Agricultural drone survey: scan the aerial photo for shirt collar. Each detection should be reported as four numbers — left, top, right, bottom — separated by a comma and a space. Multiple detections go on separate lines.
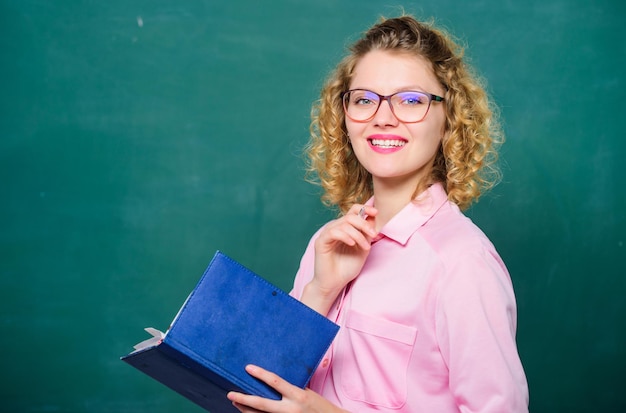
366, 182, 449, 245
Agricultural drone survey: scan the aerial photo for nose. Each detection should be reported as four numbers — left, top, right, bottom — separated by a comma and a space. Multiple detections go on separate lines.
372, 98, 399, 127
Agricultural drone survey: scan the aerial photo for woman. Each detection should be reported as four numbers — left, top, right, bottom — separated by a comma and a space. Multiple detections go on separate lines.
228, 15, 529, 413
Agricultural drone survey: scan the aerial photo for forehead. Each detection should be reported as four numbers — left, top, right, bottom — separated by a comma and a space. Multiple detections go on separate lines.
350, 50, 441, 94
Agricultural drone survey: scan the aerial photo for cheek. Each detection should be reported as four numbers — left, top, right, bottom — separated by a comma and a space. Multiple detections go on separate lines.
345, 119, 363, 138
416, 114, 446, 144
408, 123, 442, 145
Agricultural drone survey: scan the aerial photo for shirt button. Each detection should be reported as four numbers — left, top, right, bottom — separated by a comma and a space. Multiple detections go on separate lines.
321, 358, 329, 368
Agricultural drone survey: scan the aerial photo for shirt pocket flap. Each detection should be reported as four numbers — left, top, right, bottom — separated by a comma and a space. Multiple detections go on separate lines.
345, 310, 417, 345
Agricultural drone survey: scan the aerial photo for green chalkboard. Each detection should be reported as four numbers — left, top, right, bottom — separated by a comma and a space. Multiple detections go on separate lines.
1, 1, 624, 412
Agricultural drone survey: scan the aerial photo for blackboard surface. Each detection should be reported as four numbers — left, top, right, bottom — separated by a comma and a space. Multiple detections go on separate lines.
1, 1, 624, 412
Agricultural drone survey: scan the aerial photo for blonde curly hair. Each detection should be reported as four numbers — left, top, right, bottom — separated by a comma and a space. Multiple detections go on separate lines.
306, 15, 503, 213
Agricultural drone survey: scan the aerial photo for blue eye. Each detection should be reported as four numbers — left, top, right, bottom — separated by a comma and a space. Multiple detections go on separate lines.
351, 91, 379, 106
397, 92, 428, 105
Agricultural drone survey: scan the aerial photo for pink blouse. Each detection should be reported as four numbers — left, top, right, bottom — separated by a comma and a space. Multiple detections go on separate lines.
291, 183, 529, 412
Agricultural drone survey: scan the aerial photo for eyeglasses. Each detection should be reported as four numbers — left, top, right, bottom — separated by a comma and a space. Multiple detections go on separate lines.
341, 89, 445, 123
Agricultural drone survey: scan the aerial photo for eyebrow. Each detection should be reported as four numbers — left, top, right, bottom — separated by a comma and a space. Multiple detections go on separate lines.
350, 86, 439, 95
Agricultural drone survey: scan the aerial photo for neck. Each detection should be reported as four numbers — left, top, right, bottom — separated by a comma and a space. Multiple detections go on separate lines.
371, 177, 421, 231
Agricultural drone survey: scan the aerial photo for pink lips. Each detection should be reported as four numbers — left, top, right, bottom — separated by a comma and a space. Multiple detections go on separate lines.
367, 134, 408, 154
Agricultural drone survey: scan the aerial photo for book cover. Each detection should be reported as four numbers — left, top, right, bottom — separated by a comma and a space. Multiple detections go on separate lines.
122, 251, 339, 413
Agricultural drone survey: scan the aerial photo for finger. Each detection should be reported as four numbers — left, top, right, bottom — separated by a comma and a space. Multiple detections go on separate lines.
348, 204, 378, 218
342, 221, 375, 249
344, 213, 378, 239
245, 365, 295, 396
362, 205, 378, 218
345, 205, 378, 234
348, 204, 364, 214
322, 224, 371, 251
227, 365, 295, 412
226, 397, 256, 413
227, 393, 273, 413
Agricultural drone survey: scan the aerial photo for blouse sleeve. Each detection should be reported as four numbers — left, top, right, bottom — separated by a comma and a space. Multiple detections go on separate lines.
435, 242, 529, 413
288, 227, 322, 300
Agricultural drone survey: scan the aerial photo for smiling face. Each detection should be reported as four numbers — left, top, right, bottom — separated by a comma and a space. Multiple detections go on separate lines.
345, 49, 447, 195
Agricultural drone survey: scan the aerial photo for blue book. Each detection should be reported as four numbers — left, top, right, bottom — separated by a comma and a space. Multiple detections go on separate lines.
122, 251, 339, 413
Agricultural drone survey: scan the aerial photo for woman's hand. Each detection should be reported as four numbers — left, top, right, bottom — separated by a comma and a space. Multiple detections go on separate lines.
302, 204, 378, 316
227, 365, 348, 413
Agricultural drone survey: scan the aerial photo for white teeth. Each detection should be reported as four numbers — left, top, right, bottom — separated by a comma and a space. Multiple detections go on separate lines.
370, 139, 406, 148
